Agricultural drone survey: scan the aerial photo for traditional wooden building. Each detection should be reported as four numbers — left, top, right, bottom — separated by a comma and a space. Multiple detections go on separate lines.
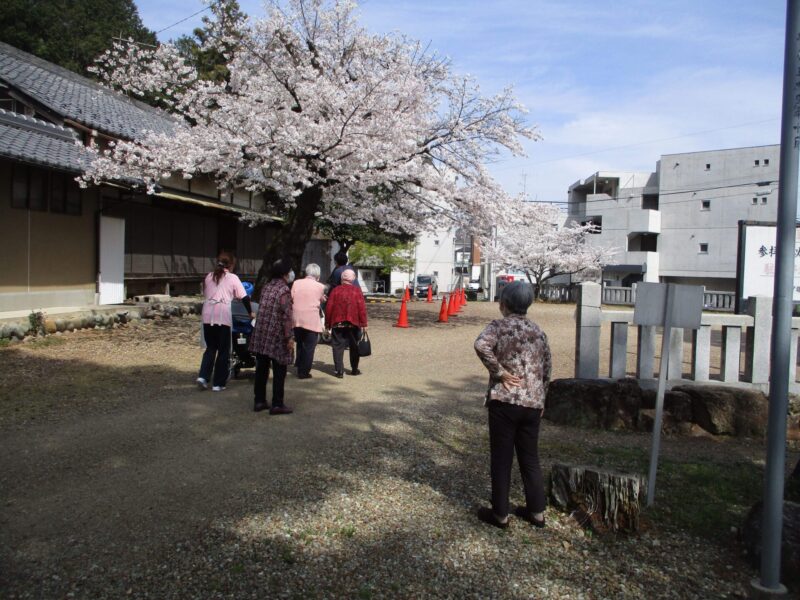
0, 41, 298, 312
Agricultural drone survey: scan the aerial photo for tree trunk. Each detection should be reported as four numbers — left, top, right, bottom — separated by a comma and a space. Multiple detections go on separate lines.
254, 186, 323, 297
550, 463, 647, 533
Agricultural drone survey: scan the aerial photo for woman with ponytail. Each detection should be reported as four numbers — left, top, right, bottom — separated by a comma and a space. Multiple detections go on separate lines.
198, 251, 252, 392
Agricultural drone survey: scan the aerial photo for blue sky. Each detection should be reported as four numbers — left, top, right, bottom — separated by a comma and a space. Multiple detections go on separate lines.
136, 0, 786, 203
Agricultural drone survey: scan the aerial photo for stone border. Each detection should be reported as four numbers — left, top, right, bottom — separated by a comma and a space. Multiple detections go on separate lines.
0, 302, 204, 343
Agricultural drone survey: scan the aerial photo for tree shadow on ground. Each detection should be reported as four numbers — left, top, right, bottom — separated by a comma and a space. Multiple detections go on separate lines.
1, 350, 786, 598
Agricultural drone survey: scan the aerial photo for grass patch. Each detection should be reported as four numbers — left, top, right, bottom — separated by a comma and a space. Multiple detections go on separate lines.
27, 336, 67, 349
651, 459, 762, 539
339, 525, 356, 538
552, 443, 762, 539
0, 338, 11, 348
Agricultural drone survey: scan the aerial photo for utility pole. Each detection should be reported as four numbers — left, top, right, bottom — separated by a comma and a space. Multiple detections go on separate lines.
752, 0, 799, 595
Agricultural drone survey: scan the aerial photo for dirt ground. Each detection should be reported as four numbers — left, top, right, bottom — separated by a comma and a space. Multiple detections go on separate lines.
0, 301, 795, 599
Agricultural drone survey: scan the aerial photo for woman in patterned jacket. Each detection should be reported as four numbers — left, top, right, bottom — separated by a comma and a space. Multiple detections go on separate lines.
250, 259, 295, 415
474, 281, 552, 529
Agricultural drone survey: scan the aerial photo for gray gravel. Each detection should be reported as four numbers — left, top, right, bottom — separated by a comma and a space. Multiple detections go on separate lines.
0, 302, 782, 598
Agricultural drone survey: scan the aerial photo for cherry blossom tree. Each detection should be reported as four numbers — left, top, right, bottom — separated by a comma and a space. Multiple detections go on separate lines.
82, 0, 537, 289
482, 199, 616, 297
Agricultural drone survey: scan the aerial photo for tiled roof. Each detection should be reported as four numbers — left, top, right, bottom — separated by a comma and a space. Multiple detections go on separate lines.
0, 109, 86, 171
0, 41, 177, 140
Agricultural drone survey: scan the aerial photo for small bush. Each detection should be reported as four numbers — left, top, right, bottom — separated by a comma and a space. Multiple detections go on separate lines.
28, 311, 46, 336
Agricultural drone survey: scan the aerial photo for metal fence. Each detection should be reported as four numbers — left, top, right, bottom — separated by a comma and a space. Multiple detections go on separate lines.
600, 284, 735, 312
538, 284, 576, 303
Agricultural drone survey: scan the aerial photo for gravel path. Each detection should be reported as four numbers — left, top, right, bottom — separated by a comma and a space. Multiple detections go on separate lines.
0, 301, 790, 598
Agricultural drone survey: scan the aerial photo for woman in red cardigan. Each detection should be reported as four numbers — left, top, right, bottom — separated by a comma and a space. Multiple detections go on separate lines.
324, 269, 368, 378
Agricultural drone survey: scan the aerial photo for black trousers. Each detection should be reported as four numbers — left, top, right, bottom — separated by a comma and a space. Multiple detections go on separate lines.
487, 400, 546, 518
331, 326, 361, 374
294, 327, 319, 376
254, 354, 287, 407
199, 324, 231, 388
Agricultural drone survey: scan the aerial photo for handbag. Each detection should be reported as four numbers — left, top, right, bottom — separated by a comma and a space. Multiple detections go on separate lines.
357, 330, 372, 357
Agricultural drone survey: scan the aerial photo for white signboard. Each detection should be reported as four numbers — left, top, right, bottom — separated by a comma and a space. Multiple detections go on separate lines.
739, 224, 800, 302
633, 283, 703, 329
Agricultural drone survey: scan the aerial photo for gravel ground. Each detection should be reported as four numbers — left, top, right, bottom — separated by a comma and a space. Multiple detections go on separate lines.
0, 301, 795, 599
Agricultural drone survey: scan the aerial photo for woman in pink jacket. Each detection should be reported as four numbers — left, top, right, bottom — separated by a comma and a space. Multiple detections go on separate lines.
291, 263, 327, 379
198, 251, 252, 392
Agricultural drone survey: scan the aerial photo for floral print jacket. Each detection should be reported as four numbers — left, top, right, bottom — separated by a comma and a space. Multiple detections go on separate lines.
249, 279, 294, 365
474, 314, 552, 409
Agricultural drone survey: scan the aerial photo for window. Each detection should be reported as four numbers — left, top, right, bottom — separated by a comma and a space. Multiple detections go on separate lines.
433, 239, 439, 246
11, 167, 27, 208
50, 173, 66, 213
11, 165, 46, 210
11, 166, 81, 214
754, 160, 760, 166
705, 163, 711, 170
581, 216, 602, 234
701, 200, 711, 210
699, 243, 709, 254
642, 194, 659, 210
764, 159, 770, 166
762, 197, 768, 205
752, 197, 758, 205
432, 271, 438, 276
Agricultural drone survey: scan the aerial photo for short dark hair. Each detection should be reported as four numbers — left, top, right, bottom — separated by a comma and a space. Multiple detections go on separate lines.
270, 258, 293, 280
334, 251, 348, 266
500, 281, 534, 315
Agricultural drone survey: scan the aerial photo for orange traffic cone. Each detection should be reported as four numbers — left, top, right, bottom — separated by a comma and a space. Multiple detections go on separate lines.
426, 285, 433, 303
404, 286, 410, 302
437, 296, 449, 322
447, 292, 458, 316
454, 289, 462, 313
394, 298, 410, 328
462, 288, 468, 305
460, 288, 467, 307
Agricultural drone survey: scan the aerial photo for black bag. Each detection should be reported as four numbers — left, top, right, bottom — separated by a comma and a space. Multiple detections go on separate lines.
357, 330, 372, 357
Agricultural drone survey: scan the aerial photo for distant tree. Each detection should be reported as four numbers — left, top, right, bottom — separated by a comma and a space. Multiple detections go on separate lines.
0, 0, 156, 75
316, 219, 414, 252
349, 241, 415, 276
482, 200, 615, 297
174, 0, 246, 82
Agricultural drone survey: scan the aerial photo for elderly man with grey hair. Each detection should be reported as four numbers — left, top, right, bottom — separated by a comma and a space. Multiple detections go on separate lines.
474, 281, 552, 530
291, 263, 327, 379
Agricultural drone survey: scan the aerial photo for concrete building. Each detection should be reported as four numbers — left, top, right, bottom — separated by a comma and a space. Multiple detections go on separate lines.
568, 145, 780, 291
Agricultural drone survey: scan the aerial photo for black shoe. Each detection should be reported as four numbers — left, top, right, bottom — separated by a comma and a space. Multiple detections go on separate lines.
477, 507, 509, 530
351, 368, 361, 376
269, 405, 293, 415
334, 371, 344, 379
253, 403, 269, 413
297, 373, 313, 379
513, 506, 545, 528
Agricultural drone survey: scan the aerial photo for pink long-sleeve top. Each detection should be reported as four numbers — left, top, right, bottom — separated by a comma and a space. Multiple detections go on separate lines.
291, 276, 326, 332
201, 270, 248, 327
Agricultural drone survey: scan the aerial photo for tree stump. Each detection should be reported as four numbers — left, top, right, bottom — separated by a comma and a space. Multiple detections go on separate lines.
550, 463, 647, 533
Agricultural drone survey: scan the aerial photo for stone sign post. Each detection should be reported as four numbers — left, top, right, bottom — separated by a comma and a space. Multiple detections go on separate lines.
633, 283, 703, 506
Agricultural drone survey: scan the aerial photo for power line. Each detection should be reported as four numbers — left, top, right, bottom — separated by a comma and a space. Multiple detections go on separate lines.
156, 4, 215, 35
111, 3, 217, 49
527, 178, 778, 208
490, 118, 780, 173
